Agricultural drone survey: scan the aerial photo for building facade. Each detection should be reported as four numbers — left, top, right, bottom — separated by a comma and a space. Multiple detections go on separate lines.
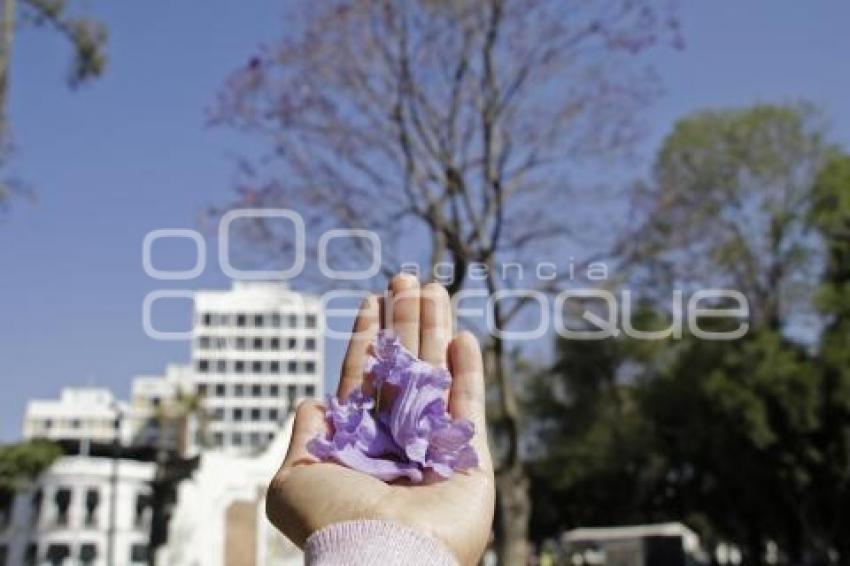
12, 388, 157, 566
0, 452, 156, 566
7, 281, 325, 564
155, 417, 302, 566
190, 281, 323, 454
23, 388, 130, 446
128, 364, 197, 454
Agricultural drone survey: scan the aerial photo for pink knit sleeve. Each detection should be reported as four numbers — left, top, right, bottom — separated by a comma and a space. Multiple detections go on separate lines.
304, 520, 458, 566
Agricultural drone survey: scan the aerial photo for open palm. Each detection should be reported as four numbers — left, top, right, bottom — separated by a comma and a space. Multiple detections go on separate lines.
266, 275, 495, 565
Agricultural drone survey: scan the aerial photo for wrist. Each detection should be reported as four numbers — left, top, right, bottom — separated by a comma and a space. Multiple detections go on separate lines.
305, 519, 458, 566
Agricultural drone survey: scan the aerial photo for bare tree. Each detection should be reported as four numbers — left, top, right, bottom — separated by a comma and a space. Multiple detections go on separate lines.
211, 1, 680, 562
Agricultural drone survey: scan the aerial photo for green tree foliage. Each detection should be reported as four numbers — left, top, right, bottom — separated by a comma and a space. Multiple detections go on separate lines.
808, 153, 850, 560
0, 0, 107, 211
0, 438, 62, 491
625, 103, 830, 328
641, 330, 823, 563
18, 0, 107, 87
529, 105, 850, 564
527, 331, 662, 538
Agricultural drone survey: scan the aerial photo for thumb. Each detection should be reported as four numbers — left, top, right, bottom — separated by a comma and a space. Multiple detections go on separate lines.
281, 399, 328, 469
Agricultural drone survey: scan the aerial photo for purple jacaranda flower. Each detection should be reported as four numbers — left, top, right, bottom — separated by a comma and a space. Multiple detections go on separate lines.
307, 331, 478, 483
306, 389, 420, 482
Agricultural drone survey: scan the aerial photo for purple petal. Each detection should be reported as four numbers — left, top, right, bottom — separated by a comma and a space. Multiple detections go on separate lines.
308, 330, 478, 483
325, 443, 423, 483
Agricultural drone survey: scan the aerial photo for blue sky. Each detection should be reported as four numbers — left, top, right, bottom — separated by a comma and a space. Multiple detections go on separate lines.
1, 2, 848, 441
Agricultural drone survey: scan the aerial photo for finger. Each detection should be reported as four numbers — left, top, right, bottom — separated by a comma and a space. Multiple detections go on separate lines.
419, 282, 452, 369
386, 273, 420, 355
281, 399, 327, 469
448, 332, 492, 473
338, 295, 380, 398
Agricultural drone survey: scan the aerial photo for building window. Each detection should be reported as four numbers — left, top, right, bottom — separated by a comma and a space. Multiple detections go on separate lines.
232, 432, 243, 446
250, 432, 262, 447
306, 384, 316, 397
236, 314, 247, 327
30, 489, 42, 526
251, 384, 263, 397
270, 384, 280, 397
0, 491, 11, 530
287, 361, 298, 373
305, 361, 316, 374
197, 384, 208, 397
213, 432, 224, 447
23, 543, 37, 566
79, 543, 97, 566
212, 407, 225, 421
254, 314, 265, 328
235, 337, 246, 350
234, 360, 245, 373
233, 408, 243, 421
54, 487, 71, 526
270, 361, 280, 374
252, 361, 263, 373
305, 338, 316, 351
216, 337, 227, 349
130, 544, 148, 565
287, 385, 297, 405
71, 418, 81, 429
287, 338, 297, 350
270, 337, 280, 350
46, 544, 69, 566
269, 408, 279, 422
198, 336, 210, 349
216, 359, 227, 373
234, 384, 245, 397
271, 313, 281, 328
202, 313, 212, 326
215, 384, 226, 397
306, 314, 317, 328
250, 408, 261, 421
197, 359, 209, 373
84, 488, 99, 527
134, 493, 151, 528
253, 337, 263, 351
267, 432, 275, 442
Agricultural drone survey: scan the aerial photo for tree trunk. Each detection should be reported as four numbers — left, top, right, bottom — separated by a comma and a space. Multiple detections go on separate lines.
484, 270, 531, 565
495, 466, 530, 565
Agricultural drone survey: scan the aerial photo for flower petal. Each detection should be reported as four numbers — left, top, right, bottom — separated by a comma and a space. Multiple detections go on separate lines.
309, 330, 478, 483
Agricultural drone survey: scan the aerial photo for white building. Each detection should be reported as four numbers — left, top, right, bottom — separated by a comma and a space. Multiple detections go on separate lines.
190, 281, 323, 454
22, 388, 131, 446
156, 416, 301, 566
128, 364, 196, 454
7, 280, 325, 564
562, 522, 708, 565
6, 386, 158, 566
0, 454, 156, 566
130, 364, 193, 414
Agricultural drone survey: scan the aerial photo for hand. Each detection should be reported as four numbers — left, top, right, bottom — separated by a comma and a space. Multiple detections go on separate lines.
265, 274, 496, 565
